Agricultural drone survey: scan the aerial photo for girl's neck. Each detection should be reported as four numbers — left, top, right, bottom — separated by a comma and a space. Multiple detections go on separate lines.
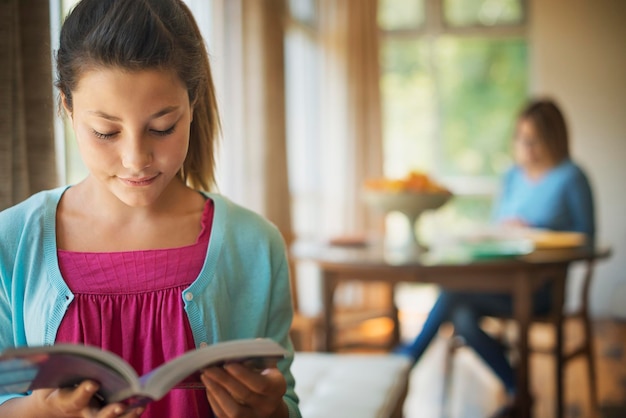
76, 176, 192, 219
57, 177, 207, 252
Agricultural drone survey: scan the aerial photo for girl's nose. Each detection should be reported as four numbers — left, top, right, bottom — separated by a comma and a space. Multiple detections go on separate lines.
121, 137, 153, 171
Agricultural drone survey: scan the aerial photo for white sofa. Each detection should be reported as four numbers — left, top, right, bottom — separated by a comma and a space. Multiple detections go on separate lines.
291, 352, 412, 418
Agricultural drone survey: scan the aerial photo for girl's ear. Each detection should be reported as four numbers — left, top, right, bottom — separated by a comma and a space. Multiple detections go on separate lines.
60, 92, 73, 119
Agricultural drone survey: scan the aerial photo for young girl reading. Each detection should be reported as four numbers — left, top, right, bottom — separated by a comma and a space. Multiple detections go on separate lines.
0, 1, 300, 417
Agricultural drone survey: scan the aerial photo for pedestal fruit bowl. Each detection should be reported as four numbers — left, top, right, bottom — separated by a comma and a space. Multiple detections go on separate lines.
363, 171, 452, 254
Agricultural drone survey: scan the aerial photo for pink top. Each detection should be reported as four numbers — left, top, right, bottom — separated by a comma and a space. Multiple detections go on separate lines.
56, 199, 214, 418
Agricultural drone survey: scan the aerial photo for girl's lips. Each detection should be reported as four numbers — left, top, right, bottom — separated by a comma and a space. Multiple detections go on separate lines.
119, 174, 159, 186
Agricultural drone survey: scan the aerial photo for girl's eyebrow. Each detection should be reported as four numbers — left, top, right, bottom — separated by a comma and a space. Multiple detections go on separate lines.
87, 106, 181, 121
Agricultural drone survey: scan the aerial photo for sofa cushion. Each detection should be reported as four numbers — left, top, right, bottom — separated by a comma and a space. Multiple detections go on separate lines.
292, 352, 412, 418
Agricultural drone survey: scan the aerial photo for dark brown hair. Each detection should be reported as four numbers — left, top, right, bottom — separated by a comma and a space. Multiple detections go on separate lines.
56, 0, 220, 191
518, 98, 570, 163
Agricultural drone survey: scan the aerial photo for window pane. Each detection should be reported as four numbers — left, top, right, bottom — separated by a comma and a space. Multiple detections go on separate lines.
285, 28, 321, 237
288, 0, 317, 26
380, 36, 528, 180
436, 37, 528, 177
380, 38, 436, 178
443, 0, 524, 27
378, 0, 425, 31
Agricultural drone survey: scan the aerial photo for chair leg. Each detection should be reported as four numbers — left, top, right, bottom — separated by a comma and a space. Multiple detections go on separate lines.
556, 320, 565, 418
583, 314, 599, 418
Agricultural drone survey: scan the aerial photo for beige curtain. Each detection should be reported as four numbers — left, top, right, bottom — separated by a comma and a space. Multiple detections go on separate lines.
210, 0, 386, 322
291, 0, 387, 319
211, 0, 293, 244
317, 0, 384, 238
317, 0, 388, 313
0, 0, 57, 210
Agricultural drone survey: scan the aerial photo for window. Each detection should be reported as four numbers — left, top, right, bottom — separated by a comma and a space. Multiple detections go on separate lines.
378, 0, 529, 237
285, 0, 322, 240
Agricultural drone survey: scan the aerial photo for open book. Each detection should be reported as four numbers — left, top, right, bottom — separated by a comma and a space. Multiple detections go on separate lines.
0, 338, 287, 407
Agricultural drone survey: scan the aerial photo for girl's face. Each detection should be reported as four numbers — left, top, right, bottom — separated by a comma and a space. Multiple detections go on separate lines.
65, 67, 193, 208
513, 117, 554, 172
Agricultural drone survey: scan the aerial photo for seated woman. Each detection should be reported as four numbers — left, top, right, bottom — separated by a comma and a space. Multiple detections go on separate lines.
395, 98, 595, 407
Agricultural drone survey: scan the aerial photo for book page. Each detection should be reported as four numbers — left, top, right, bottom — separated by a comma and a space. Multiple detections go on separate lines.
141, 339, 287, 400
0, 344, 140, 403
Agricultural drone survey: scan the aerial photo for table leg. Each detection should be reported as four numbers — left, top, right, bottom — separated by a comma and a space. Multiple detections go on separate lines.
321, 271, 340, 352
514, 270, 533, 418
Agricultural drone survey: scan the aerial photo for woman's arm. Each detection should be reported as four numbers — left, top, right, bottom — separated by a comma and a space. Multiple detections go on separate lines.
565, 168, 595, 243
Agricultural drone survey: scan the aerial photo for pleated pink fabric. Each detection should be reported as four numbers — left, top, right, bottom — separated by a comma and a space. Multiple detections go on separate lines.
56, 199, 214, 417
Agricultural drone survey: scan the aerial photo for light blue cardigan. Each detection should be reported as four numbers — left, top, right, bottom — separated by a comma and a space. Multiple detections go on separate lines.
0, 186, 301, 417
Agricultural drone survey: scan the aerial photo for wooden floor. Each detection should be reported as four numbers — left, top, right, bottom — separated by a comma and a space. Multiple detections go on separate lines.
331, 318, 626, 418
404, 319, 626, 418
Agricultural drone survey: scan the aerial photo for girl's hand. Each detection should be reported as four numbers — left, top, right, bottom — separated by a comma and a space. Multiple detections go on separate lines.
201, 363, 288, 418
27, 381, 144, 418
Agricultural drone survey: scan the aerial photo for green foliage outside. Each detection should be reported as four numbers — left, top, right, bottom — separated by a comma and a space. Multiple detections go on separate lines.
381, 37, 528, 179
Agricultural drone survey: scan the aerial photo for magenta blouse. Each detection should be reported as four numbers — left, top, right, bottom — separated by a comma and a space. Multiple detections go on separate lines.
55, 199, 215, 418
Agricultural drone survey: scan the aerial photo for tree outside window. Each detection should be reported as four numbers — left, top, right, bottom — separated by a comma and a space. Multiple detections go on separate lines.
378, 0, 529, 240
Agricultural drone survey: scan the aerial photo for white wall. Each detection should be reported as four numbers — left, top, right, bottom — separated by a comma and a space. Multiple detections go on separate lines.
529, 0, 626, 317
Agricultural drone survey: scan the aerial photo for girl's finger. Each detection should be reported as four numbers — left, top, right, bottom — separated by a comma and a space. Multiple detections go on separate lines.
57, 380, 101, 412
202, 375, 227, 417
202, 372, 248, 417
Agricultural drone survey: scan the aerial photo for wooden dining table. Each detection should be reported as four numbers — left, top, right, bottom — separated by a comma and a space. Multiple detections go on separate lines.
291, 240, 611, 418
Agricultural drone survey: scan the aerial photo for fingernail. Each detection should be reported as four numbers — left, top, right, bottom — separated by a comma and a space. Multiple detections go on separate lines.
84, 382, 96, 393
114, 406, 124, 414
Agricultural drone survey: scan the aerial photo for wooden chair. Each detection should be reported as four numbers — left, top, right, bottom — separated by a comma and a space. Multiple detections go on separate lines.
531, 258, 599, 418
442, 258, 601, 418
287, 255, 398, 352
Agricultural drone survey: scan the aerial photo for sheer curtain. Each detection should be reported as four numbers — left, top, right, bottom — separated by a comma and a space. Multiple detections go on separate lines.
210, 0, 293, 244
210, 0, 383, 243
288, 0, 386, 318
316, 0, 383, 239
0, 0, 57, 210
288, 0, 383, 242
208, 0, 385, 321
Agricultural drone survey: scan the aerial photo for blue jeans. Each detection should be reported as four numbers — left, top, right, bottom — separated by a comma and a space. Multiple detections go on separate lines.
400, 283, 552, 393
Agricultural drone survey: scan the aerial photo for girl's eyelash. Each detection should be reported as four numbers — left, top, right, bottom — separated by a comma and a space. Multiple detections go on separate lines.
92, 129, 116, 140
153, 124, 176, 137
90, 125, 176, 140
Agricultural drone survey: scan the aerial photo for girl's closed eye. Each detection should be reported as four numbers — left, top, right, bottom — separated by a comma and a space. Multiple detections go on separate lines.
90, 124, 177, 140
152, 124, 177, 137
91, 129, 118, 140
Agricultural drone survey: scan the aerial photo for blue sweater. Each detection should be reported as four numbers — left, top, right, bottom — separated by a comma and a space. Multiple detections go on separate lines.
492, 160, 595, 244
0, 186, 301, 417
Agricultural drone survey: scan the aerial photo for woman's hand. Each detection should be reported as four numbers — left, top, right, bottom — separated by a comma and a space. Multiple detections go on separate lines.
201, 363, 288, 418
500, 217, 529, 228
3, 381, 144, 418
